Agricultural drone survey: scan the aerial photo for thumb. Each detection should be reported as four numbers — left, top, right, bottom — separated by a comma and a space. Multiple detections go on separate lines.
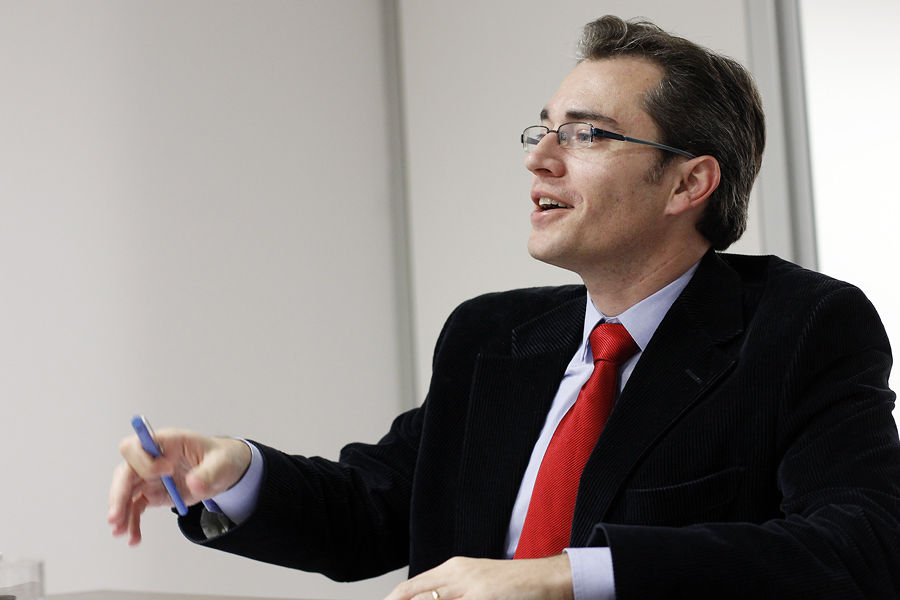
183, 437, 251, 500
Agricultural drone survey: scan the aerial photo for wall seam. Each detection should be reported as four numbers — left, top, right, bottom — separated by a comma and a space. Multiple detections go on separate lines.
381, 0, 419, 410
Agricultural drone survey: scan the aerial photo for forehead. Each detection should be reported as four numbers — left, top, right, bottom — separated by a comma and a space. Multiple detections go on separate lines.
542, 57, 664, 131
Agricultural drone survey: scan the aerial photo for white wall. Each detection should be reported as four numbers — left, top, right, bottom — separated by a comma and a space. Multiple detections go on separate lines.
0, 1, 776, 598
0, 1, 406, 598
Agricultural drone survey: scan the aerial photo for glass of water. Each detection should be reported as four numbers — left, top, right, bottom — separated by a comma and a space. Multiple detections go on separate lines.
0, 557, 44, 600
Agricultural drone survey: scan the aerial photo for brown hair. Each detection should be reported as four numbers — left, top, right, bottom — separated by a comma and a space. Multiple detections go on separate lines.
578, 16, 765, 250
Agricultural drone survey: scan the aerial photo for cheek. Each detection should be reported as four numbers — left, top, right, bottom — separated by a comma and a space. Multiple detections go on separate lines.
570, 152, 636, 192
569, 162, 615, 203
569, 155, 667, 219
581, 181, 664, 238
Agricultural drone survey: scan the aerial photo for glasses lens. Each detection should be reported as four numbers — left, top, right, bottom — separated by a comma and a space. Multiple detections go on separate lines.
522, 126, 547, 152
559, 123, 593, 148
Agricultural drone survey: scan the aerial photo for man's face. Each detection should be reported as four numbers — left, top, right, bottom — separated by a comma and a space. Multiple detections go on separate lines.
526, 57, 679, 277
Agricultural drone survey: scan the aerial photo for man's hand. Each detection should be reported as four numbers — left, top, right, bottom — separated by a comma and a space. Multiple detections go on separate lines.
107, 428, 251, 545
384, 555, 574, 600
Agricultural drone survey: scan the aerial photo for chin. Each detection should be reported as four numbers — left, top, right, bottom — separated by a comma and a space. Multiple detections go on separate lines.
528, 242, 568, 270
526, 238, 549, 262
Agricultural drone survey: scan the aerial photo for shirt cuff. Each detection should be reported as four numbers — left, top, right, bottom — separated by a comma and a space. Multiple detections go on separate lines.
207, 440, 263, 525
564, 547, 616, 600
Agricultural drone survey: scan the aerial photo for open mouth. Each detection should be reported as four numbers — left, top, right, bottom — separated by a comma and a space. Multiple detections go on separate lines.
538, 197, 572, 211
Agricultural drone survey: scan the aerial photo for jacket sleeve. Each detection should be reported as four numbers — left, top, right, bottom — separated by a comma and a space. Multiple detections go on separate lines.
177, 405, 423, 582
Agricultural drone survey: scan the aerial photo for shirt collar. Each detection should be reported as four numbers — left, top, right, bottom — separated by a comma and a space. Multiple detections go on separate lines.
579, 261, 700, 361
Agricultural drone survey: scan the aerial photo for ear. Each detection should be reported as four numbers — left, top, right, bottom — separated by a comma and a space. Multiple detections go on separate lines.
664, 155, 720, 216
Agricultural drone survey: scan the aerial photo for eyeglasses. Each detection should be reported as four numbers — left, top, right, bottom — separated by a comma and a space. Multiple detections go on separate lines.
521, 122, 696, 159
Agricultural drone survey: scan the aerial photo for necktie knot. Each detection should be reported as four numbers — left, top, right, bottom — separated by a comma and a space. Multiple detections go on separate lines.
589, 323, 638, 365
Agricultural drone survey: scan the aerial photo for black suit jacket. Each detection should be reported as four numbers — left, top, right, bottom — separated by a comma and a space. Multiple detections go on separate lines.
181, 251, 900, 598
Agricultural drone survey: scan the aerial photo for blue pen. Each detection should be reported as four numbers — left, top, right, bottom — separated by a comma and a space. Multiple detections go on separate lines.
131, 415, 189, 516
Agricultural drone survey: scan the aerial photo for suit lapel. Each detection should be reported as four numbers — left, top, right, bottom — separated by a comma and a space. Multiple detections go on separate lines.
454, 293, 585, 558
572, 251, 746, 545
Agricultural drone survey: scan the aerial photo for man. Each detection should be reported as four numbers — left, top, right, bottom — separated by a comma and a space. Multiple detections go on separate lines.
108, 16, 900, 599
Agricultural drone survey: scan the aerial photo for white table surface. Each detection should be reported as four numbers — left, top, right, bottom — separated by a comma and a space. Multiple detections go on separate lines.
49, 591, 319, 600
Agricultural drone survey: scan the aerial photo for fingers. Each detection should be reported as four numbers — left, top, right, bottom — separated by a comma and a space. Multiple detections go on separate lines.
109, 428, 196, 544
107, 462, 145, 543
386, 579, 461, 600
384, 558, 468, 600
109, 431, 179, 519
126, 494, 149, 546
107, 460, 169, 543
384, 555, 573, 600
385, 578, 453, 600
107, 461, 134, 534
118, 434, 175, 479
405, 591, 450, 600
117, 428, 208, 500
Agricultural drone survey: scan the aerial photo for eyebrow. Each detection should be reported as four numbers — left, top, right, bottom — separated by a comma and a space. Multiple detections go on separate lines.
539, 108, 621, 129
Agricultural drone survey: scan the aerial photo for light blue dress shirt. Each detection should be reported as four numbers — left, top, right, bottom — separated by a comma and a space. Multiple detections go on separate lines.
212, 262, 699, 600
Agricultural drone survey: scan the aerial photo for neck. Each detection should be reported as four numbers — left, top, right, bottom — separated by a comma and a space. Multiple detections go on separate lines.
580, 243, 710, 316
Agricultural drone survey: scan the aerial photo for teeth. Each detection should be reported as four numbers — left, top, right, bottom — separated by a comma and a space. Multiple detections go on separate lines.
538, 197, 571, 209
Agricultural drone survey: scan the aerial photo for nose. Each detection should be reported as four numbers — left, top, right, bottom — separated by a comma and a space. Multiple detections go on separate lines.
524, 132, 566, 178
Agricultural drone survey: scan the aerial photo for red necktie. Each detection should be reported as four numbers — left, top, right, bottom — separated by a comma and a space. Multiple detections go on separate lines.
514, 322, 638, 559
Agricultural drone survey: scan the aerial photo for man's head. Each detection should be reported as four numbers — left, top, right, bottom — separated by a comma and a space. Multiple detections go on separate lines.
527, 56, 711, 282
576, 16, 765, 250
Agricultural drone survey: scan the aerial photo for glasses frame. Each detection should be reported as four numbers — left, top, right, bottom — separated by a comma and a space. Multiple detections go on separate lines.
521, 122, 696, 159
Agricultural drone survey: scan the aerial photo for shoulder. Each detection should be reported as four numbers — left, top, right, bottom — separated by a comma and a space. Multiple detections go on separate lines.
716, 252, 865, 308
452, 284, 586, 321
717, 252, 887, 349
719, 252, 839, 287
430, 284, 585, 363
444, 284, 585, 339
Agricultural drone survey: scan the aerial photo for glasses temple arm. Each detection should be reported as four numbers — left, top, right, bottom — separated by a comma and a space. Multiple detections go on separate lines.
593, 126, 695, 159
621, 134, 696, 159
